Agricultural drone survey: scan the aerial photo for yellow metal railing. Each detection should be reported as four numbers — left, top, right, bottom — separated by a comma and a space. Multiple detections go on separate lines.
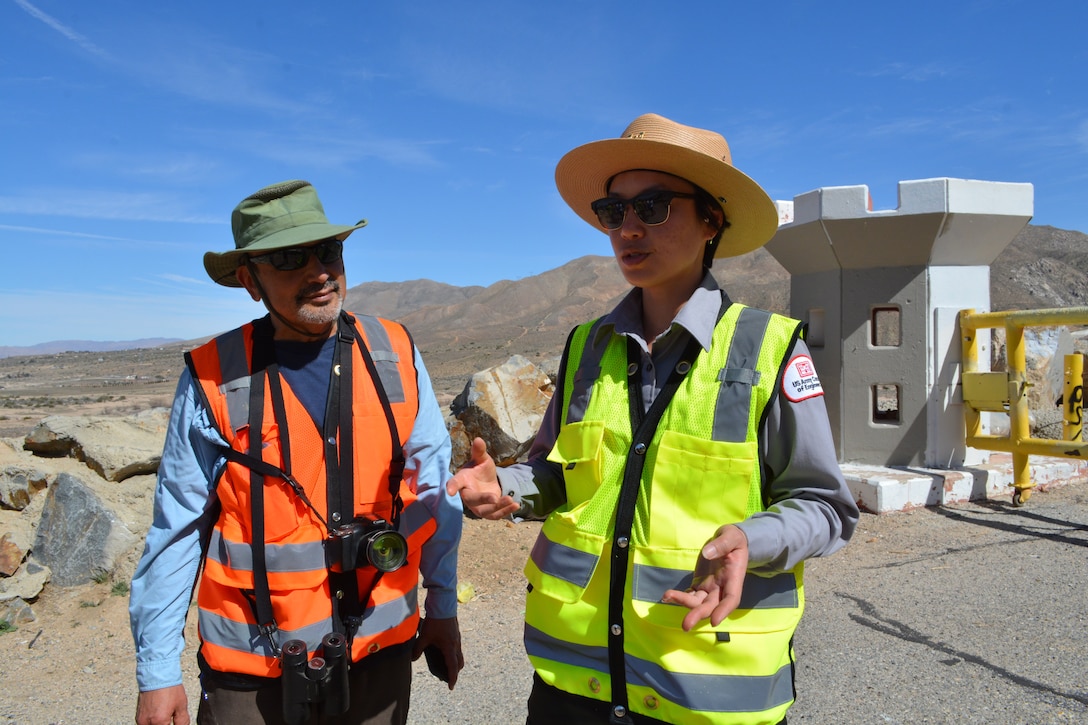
960, 307, 1087, 505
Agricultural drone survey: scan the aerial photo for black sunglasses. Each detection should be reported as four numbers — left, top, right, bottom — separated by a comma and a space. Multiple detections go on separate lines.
248, 238, 344, 271
590, 190, 697, 230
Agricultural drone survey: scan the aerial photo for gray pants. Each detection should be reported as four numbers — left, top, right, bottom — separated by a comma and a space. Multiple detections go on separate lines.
197, 648, 412, 725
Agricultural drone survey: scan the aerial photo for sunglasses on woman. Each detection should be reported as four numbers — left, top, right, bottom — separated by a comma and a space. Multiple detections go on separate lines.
590, 190, 697, 230
248, 238, 344, 271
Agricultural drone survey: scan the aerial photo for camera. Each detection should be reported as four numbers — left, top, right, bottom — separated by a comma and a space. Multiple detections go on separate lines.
281, 633, 350, 725
327, 517, 408, 573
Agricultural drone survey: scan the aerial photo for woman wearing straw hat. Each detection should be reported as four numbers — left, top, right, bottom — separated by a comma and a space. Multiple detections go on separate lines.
449, 114, 858, 724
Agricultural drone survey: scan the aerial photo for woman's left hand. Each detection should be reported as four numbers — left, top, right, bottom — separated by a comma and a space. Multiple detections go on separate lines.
662, 524, 749, 631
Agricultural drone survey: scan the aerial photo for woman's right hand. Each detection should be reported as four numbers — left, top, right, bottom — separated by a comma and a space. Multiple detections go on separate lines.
446, 437, 520, 519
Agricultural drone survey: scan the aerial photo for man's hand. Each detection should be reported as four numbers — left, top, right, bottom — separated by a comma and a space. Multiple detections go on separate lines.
445, 438, 519, 519
661, 524, 750, 631
412, 616, 464, 690
135, 684, 190, 725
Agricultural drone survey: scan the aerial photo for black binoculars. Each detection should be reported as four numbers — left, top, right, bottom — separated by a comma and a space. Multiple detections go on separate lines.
281, 633, 350, 725
327, 516, 408, 573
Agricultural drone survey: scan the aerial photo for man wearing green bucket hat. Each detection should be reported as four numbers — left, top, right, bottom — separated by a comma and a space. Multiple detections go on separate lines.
130, 180, 463, 724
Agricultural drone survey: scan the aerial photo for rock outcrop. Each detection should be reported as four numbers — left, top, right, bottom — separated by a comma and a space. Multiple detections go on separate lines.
449, 355, 555, 468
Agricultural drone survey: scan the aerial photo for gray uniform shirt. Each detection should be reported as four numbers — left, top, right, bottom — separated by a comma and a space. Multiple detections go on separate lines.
496, 272, 858, 572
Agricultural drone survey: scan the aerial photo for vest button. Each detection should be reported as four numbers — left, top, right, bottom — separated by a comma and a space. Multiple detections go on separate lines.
610, 624, 622, 636
331, 512, 341, 523
335, 590, 344, 599
327, 436, 337, 445
644, 695, 659, 709
367, 642, 380, 653
676, 361, 691, 374
613, 705, 627, 718
616, 536, 629, 549
588, 677, 601, 693
633, 443, 647, 455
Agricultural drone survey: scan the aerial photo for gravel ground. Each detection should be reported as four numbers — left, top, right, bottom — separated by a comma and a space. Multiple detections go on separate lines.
2, 484, 1086, 724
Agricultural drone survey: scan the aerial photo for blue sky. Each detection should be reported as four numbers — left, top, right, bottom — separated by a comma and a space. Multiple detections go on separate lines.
2, 0, 1086, 347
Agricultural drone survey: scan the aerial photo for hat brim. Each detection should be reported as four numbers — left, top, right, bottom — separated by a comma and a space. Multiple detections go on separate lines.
555, 138, 778, 258
203, 220, 367, 287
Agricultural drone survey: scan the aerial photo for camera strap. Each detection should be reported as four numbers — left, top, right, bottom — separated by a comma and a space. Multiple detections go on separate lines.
246, 318, 284, 655
325, 312, 408, 643
325, 315, 360, 639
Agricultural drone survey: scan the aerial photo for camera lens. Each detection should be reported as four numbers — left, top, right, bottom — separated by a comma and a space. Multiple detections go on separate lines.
365, 529, 408, 572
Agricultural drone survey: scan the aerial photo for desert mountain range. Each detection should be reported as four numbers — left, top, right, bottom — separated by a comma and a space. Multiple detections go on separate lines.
0, 223, 1084, 429
345, 223, 1088, 395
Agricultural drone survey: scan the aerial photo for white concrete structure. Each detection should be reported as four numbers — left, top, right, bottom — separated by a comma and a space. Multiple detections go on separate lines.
765, 178, 1033, 469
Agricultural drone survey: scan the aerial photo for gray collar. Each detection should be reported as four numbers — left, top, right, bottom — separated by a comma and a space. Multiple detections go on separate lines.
593, 271, 729, 351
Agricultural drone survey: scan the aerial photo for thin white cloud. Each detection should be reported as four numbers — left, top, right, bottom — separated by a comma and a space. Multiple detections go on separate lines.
199, 128, 445, 169
132, 44, 307, 114
1076, 119, 1088, 153
12, 0, 111, 60
12, 1, 308, 116
0, 191, 218, 224
856, 62, 958, 82
156, 273, 212, 286
69, 152, 222, 183
0, 223, 190, 247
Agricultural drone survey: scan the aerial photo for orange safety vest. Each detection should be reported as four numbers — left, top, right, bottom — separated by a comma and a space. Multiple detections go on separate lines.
185, 312, 436, 678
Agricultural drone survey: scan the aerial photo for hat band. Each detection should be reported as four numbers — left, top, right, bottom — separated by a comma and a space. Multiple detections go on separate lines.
238, 209, 330, 249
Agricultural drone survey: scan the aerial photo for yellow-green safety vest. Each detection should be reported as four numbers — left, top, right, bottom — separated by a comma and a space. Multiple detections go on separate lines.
524, 302, 805, 725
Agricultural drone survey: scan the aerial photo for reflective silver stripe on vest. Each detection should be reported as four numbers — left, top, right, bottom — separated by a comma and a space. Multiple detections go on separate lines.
199, 588, 417, 656
525, 624, 794, 713
631, 564, 799, 609
357, 315, 405, 403
357, 588, 418, 637
213, 327, 252, 434
565, 319, 610, 425
199, 607, 333, 657
206, 499, 432, 574
206, 529, 325, 573
529, 534, 600, 588
712, 307, 771, 442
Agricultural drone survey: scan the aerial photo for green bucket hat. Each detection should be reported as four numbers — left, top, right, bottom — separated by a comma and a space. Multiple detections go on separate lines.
203, 179, 367, 287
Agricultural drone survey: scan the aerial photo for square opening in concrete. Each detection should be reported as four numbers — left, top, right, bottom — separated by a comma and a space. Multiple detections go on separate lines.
872, 384, 901, 424
871, 306, 901, 347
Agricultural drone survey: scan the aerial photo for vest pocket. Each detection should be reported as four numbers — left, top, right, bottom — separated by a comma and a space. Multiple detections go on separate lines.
523, 515, 606, 604
649, 431, 756, 550
546, 420, 605, 506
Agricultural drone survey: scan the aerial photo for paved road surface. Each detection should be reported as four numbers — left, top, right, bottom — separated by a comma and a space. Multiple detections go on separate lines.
409, 482, 1088, 724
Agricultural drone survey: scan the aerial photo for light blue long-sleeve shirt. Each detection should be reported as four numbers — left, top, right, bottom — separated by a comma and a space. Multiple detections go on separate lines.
128, 345, 460, 692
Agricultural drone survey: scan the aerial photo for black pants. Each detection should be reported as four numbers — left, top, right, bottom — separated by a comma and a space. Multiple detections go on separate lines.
196, 648, 412, 725
526, 674, 787, 725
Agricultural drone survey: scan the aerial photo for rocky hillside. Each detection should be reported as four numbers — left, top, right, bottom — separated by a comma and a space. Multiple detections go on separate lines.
348, 223, 1086, 393
990, 225, 1088, 311
346, 248, 790, 394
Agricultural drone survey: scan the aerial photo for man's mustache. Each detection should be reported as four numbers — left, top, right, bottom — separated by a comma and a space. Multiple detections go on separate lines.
296, 279, 340, 302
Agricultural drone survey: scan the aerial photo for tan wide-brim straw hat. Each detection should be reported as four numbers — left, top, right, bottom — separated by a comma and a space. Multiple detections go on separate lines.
554, 113, 779, 258
203, 179, 367, 287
